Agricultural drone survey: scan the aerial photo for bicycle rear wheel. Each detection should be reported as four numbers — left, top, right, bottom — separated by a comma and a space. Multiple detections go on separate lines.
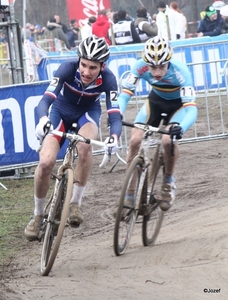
142, 146, 164, 246
114, 156, 143, 256
40, 168, 73, 276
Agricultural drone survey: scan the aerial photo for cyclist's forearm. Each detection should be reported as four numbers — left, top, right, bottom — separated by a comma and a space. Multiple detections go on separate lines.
37, 97, 54, 118
118, 90, 133, 115
180, 104, 198, 133
108, 116, 122, 138
170, 103, 197, 133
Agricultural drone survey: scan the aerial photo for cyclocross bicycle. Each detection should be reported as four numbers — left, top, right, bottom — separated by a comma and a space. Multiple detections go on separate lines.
114, 114, 176, 256
39, 124, 108, 276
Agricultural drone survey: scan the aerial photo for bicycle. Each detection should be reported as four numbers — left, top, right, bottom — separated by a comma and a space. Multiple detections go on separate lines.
38, 124, 109, 276
114, 114, 176, 256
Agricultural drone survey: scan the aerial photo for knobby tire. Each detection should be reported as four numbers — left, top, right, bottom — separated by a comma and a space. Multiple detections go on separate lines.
114, 156, 144, 256
142, 145, 164, 246
40, 168, 73, 276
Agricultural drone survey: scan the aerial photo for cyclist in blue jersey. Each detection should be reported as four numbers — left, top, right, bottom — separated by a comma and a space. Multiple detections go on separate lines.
118, 36, 198, 211
24, 35, 122, 241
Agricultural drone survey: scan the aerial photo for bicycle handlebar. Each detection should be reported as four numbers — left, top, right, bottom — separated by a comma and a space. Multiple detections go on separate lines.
99, 153, 111, 168
36, 121, 52, 153
53, 130, 113, 168
122, 121, 169, 135
51, 130, 106, 147
37, 128, 112, 167
122, 121, 176, 156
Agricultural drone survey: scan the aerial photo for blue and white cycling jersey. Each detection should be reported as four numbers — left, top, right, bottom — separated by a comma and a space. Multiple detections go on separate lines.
118, 58, 198, 133
37, 59, 122, 138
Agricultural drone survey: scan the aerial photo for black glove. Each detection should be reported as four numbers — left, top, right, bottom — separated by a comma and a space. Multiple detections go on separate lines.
169, 124, 183, 140
176, 34, 180, 40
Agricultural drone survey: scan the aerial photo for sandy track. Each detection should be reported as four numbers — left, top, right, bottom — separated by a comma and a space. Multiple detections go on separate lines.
1, 138, 228, 300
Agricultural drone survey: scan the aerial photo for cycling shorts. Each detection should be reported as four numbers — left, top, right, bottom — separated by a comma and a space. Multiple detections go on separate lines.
134, 90, 183, 126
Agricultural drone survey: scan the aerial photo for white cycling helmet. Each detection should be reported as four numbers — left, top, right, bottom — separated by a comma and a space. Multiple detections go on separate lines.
78, 35, 110, 63
142, 36, 173, 66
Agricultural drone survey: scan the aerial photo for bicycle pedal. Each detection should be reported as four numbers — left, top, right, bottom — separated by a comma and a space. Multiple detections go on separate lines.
158, 199, 172, 211
138, 205, 147, 215
38, 230, 45, 242
123, 205, 133, 209
66, 218, 80, 228
69, 223, 80, 228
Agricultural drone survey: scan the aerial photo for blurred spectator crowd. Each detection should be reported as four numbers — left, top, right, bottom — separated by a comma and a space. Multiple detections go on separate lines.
18, 1, 228, 51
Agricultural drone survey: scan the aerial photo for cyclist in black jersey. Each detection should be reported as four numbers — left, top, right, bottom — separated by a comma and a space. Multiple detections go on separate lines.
24, 35, 122, 241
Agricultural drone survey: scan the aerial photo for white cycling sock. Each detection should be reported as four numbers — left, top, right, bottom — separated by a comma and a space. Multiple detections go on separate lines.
34, 196, 45, 216
70, 185, 86, 207
163, 174, 175, 184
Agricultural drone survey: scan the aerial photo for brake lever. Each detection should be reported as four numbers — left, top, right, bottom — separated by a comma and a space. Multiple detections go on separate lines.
108, 147, 112, 162
37, 121, 52, 152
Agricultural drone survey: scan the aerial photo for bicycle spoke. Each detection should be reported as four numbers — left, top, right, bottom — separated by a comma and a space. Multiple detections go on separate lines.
40, 169, 73, 276
114, 157, 143, 256
142, 157, 164, 246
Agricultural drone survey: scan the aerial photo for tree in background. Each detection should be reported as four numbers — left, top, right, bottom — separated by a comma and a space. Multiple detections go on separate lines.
14, 0, 69, 31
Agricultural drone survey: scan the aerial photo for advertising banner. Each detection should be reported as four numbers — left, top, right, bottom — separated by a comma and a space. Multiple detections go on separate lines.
0, 82, 67, 167
66, 0, 111, 27
2, 35, 228, 169
37, 35, 228, 93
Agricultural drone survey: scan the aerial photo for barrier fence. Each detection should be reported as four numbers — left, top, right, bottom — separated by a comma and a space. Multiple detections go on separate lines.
1, 36, 228, 176
187, 21, 200, 38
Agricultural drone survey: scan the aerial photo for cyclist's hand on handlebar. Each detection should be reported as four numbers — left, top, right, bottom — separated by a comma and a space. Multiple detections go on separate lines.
35, 117, 53, 139
104, 136, 118, 154
169, 124, 183, 140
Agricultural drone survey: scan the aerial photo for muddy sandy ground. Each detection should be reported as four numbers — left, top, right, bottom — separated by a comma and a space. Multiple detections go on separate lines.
1, 99, 228, 300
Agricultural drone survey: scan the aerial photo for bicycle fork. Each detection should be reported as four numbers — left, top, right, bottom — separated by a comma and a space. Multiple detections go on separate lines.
135, 167, 148, 215
40, 178, 61, 238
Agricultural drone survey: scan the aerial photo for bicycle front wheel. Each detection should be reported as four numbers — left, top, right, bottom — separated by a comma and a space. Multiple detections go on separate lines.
142, 150, 164, 247
114, 156, 143, 256
40, 168, 74, 276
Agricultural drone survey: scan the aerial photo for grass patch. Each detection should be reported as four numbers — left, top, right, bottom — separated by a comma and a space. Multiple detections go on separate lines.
0, 178, 34, 279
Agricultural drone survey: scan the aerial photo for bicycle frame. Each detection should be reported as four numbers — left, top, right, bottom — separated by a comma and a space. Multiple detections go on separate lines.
40, 127, 108, 276
42, 132, 78, 225
123, 118, 168, 205
114, 116, 174, 255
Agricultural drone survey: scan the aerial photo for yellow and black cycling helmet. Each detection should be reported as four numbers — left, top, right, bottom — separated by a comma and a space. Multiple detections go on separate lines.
142, 36, 173, 66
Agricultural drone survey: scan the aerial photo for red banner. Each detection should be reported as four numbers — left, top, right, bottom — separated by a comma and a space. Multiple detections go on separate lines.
66, 0, 111, 27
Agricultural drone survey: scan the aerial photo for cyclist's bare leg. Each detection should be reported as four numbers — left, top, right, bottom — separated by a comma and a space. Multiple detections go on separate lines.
75, 122, 99, 186
35, 136, 60, 199
123, 128, 144, 198
162, 125, 179, 177
24, 136, 60, 240
157, 125, 179, 210
69, 122, 99, 225
126, 128, 144, 168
